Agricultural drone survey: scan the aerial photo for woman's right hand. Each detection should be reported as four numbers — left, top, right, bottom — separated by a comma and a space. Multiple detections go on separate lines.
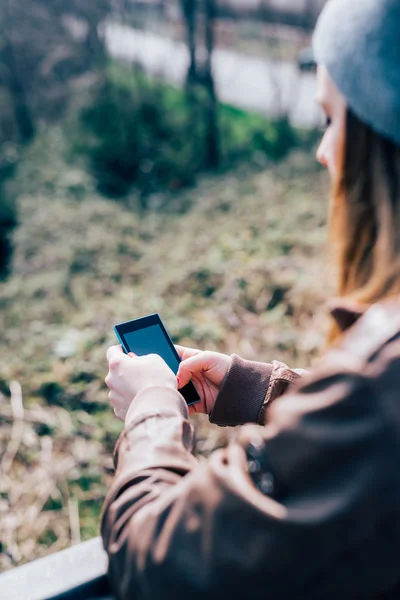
175, 346, 232, 416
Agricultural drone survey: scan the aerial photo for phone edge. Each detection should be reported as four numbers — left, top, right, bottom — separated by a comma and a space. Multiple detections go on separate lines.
114, 326, 129, 354
114, 318, 200, 406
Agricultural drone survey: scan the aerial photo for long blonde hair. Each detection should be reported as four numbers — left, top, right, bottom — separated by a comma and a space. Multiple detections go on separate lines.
329, 109, 400, 343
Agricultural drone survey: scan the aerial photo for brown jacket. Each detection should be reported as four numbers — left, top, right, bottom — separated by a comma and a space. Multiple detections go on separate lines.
101, 301, 400, 599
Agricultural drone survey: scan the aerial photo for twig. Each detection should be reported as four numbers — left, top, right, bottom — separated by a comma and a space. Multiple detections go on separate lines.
68, 496, 81, 545
0, 381, 24, 475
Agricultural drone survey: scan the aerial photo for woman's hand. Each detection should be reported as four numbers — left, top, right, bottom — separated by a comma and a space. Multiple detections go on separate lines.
176, 346, 232, 416
105, 345, 177, 421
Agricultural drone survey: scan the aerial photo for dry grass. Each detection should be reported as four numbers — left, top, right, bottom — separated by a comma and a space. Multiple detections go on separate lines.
0, 127, 330, 570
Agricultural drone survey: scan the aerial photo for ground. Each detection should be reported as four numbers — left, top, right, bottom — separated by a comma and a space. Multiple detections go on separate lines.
0, 125, 330, 569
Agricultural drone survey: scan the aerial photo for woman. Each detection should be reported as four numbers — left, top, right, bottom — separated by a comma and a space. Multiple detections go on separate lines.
103, 1, 400, 598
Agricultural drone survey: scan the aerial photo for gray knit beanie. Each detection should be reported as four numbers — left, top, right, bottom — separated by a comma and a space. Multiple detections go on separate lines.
313, 0, 400, 146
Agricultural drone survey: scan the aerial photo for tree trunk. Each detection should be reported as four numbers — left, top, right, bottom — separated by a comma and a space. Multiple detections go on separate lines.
2, 36, 35, 143
181, 0, 220, 171
203, 0, 219, 169
86, 21, 106, 65
181, 0, 198, 85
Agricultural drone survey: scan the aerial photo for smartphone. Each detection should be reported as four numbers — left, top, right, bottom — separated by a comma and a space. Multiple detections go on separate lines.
114, 313, 200, 406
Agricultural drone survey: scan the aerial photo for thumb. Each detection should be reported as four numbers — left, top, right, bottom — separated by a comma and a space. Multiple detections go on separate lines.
177, 353, 210, 388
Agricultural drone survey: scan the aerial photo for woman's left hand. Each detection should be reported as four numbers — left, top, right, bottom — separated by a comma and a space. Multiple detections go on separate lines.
105, 345, 177, 421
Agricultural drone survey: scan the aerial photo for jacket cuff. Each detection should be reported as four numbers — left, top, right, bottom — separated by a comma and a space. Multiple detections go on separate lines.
125, 385, 188, 424
113, 386, 189, 470
210, 354, 273, 427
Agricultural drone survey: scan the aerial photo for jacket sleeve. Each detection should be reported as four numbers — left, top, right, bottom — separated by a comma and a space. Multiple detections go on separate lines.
209, 354, 306, 426
101, 360, 395, 600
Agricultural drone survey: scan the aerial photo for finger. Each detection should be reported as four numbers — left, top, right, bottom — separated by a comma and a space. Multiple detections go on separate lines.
113, 406, 124, 421
175, 345, 202, 360
188, 404, 197, 416
128, 352, 137, 358
177, 353, 209, 388
104, 373, 111, 389
106, 344, 124, 362
109, 390, 125, 414
108, 389, 118, 405
188, 403, 203, 416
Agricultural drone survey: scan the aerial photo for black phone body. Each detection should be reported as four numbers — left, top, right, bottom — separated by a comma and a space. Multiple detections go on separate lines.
114, 314, 200, 406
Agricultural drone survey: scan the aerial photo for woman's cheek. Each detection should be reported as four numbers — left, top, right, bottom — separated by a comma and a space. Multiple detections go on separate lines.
326, 127, 342, 181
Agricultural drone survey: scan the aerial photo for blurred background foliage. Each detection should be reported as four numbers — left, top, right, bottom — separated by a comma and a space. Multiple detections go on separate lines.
74, 62, 303, 201
0, 0, 329, 570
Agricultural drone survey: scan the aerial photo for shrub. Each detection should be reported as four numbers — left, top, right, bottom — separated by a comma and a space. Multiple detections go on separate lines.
0, 145, 19, 279
75, 64, 198, 200
253, 117, 299, 161
0, 188, 17, 280
74, 62, 301, 204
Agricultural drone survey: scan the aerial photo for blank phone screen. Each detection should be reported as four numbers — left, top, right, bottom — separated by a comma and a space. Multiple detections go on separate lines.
123, 325, 179, 374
